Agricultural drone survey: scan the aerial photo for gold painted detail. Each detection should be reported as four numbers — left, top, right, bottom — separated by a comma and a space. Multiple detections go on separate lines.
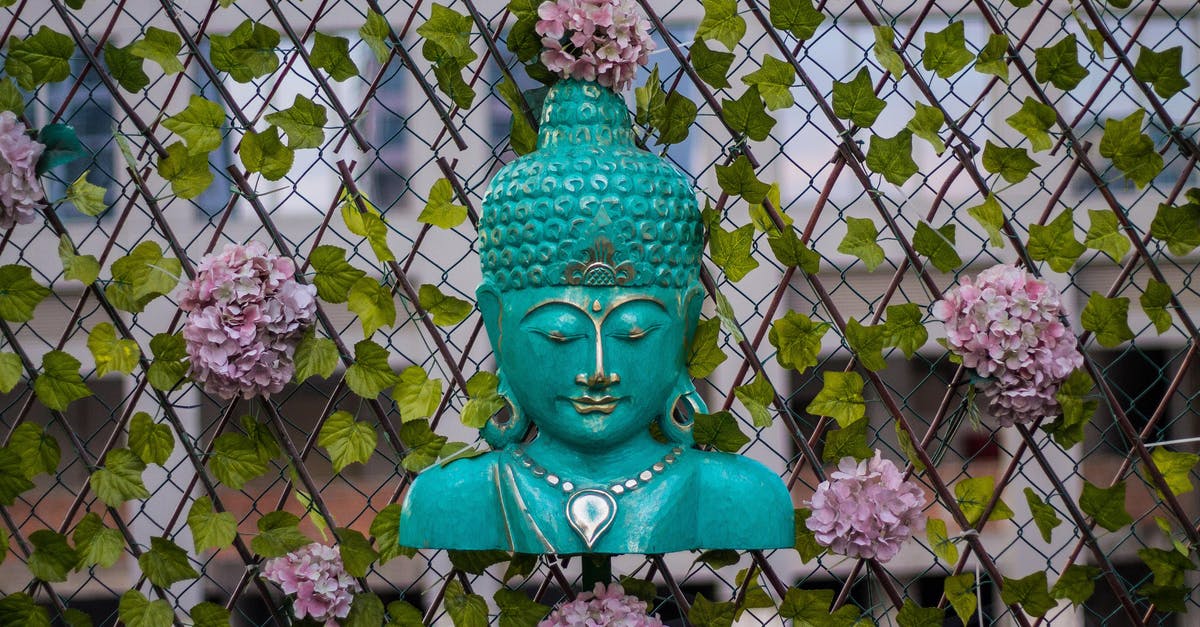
564, 236, 635, 286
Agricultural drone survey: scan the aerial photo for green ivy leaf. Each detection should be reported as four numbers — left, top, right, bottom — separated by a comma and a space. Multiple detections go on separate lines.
4, 26, 74, 90
130, 27, 183, 74
445, 579, 488, 627
944, 573, 977, 624
498, 78, 538, 154
417, 4, 476, 65
769, 0, 824, 40
293, 330, 338, 382
895, 422, 926, 473
766, 227, 820, 273
103, 42, 149, 93
129, 412, 174, 466
1149, 447, 1198, 499
832, 68, 886, 128
965, 193, 1006, 248
319, 410, 374, 468
955, 475, 1013, 526
187, 495, 237, 553
0, 448, 33, 509
252, 511, 310, 557
429, 51, 476, 109
1024, 487, 1062, 543
906, 101, 945, 154
372, 504, 415, 564
872, 25, 904, 77
72, 512, 123, 569
926, 518, 958, 565
0, 77, 24, 115
1138, 582, 1188, 613
792, 508, 824, 562
418, 283, 472, 326
310, 32, 358, 81
912, 221, 962, 272
461, 371, 505, 429
715, 156, 770, 204
346, 339, 400, 399
190, 602, 231, 627
340, 192, 395, 263
1035, 34, 1087, 90
310, 245, 365, 303
743, 55, 795, 110
1099, 109, 1163, 189
709, 222, 759, 282
394, 366, 443, 422
347, 278, 396, 337
1001, 571, 1056, 618
264, 95, 327, 150
240, 125, 294, 181
688, 317, 727, 378
722, 87, 776, 142
844, 318, 887, 371
822, 418, 873, 463
838, 216, 886, 270
0, 352, 22, 394
91, 448, 150, 507
147, 332, 188, 392
9, 423, 58, 479
1028, 209, 1085, 272
1006, 97, 1056, 152
975, 33, 1010, 81
399, 419, 447, 472
419, 178, 468, 229
65, 170, 109, 217
1081, 291, 1133, 347
922, 21, 973, 79
118, 590, 173, 627
1149, 200, 1200, 255
692, 39, 733, 88
1051, 564, 1100, 606
807, 371, 865, 427
241, 414, 280, 463
139, 536, 198, 587
1140, 279, 1173, 334
209, 433, 268, 489
897, 600, 943, 627
34, 350, 91, 411
332, 527, 378, 578
359, 9, 392, 63
157, 140, 213, 200
697, 0, 745, 50
867, 129, 918, 186
733, 373, 775, 428
163, 95, 225, 154
86, 322, 138, 378
982, 140, 1038, 183
110, 241, 182, 313
1045, 368, 1096, 449
210, 20, 280, 83
1081, 208, 1129, 262
28, 529, 78, 582
694, 411, 751, 452
769, 310, 828, 372
0, 264, 51, 322
344, 592, 386, 627
495, 588, 550, 627
1132, 45, 1189, 99
690, 593, 737, 627
881, 303, 927, 358
778, 587, 858, 626
1139, 547, 1195, 588
1079, 480, 1132, 532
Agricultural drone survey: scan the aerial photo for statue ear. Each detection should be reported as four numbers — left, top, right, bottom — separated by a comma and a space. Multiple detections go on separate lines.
682, 285, 705, 346
658, 376, 703, 446
476, 283, 502, 352
481, 373, 531, 450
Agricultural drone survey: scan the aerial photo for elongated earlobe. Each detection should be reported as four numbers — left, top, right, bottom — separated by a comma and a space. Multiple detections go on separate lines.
481, 374, 532, 449
657, 379, 704, 446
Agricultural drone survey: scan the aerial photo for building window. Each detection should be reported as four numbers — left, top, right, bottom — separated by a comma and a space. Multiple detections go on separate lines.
368, 61, 411, 203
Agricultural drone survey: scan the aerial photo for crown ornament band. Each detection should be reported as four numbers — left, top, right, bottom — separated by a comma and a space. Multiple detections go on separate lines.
564, 236, 635, 286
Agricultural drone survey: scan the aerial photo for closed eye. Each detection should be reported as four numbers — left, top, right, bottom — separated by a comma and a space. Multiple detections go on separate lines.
533, 329, 585, 343
614, 324, 660, 341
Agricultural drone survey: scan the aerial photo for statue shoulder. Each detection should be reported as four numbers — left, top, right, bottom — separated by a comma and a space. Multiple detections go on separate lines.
691, 451, 794, 549
399, 453, 510, 550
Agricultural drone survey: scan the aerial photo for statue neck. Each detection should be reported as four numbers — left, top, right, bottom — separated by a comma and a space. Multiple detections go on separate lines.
519, 429, 676, 485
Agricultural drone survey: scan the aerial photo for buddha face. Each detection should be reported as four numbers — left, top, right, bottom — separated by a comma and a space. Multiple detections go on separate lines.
477, 284, 702, 451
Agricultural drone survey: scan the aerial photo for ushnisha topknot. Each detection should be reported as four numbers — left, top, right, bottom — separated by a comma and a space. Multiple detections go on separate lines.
477, 79, 704, 292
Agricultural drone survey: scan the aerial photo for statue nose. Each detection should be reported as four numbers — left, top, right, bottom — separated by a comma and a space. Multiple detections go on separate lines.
575, 370, 620, 389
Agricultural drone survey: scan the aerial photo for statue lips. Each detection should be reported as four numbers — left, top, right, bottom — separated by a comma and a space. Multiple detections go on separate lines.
569, 394, 621, 414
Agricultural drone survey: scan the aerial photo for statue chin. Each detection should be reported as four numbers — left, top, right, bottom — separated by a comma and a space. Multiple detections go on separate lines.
397, 435, 795, 554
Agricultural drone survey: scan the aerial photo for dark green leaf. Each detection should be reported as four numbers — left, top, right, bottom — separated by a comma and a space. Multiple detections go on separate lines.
240, 126, 294, 181
882, 303, 927, 358
1024, 487, 1062, 543
693, 411, 751, 452
1028, 209, 1085, 273
187, 495, 237, 553
766, 227, 820, 273
688, 317, 727, 378
265, 94, 327, 150
1132, 45, 1189, 99
1079, 480, 1132, 532
139, 536, 198, 587
190, 602, 231, 627
1052, 564, 1100, 606
1138, 547, 1195, 588
310, 245, 366, 303
1080, 291, 1133, 347
733, 373, 775, 428
822, 418, 873, 463
252, 511, 310, 558
922, 21, 973, 78
494, 589, 549, 627
417, 4, 477, 65
716, 155, 771, 203
147, 332, 188, 392
982, 140, 1038, 183
769, 310, 829, 372
1035, 35, 1087, 90
1000, 571, 1056, 618
692, 39, 733, 88
4, 26, 74, 90
743, 55, 795, 110
690, 593, 737, 627
118, 590, 173, 627
0, 447, 34, 505
34, 350, 91, 411
793, 508, 824, 562
103, 41, 149, 93
1006, 97, 1056, 152
293, 330, 338, 382
157, 140, 213, 200
866, 129, 918, 186
769, 0, 824, 40
1149, 200, 1200, 256
1099, 109, 1163, 189
310, 32, 358, 81
838, 216, 886, 270
209, 433, 268, 489
333, 528, 378, 578
371, 503, 415, 564
72, 512, 123, 569
897, 600, 943, 627
722, 87, 776, 142
346, 339, 400, 399
418, 283, 472, 326
399, 419, 447, 472
832, 68, 886, 127
130, 27, 183, 74
210, 20, 280, 83
1045, 368, 1096, 449
807, 371, 866, 427
28, 529, 78, 582
709, 222, 759, 282
912, 221, 962, 272
9, 423, 59, 479
0, 264, 51, 322
1140, 279, 1173, 334
0, 77, 25, 115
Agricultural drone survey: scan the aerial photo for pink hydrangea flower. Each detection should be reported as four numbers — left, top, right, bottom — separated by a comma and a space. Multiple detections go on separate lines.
806, 452, 926, 563
535, 0, 655, 91
178, 242, 317, 399
0, 111, 46, 229
262, 542, 359, 626
540, 582, 663, 627
932, 264, 1084, 426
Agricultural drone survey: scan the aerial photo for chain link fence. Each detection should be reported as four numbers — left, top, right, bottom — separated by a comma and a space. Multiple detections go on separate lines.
0, 0, 1198, 625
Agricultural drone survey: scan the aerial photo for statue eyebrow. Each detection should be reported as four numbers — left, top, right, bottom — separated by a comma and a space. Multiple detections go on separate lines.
521, 299, 591, 322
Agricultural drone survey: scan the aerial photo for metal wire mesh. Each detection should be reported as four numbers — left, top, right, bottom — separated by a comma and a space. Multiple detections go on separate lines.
0, 0, 1198, 625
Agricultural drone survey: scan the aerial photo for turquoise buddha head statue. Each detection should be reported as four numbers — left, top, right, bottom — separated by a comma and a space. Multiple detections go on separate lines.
399, 79, 792, 555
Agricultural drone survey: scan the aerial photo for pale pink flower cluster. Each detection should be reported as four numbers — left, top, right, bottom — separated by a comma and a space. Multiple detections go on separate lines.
540, 583, 663, 627
535, 0, 655, 91
179, 242, 316, 400
806, 452, 926, 563
0, 111, 45, 229
932, 264, 1084, 427
261, 543, 359, 626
